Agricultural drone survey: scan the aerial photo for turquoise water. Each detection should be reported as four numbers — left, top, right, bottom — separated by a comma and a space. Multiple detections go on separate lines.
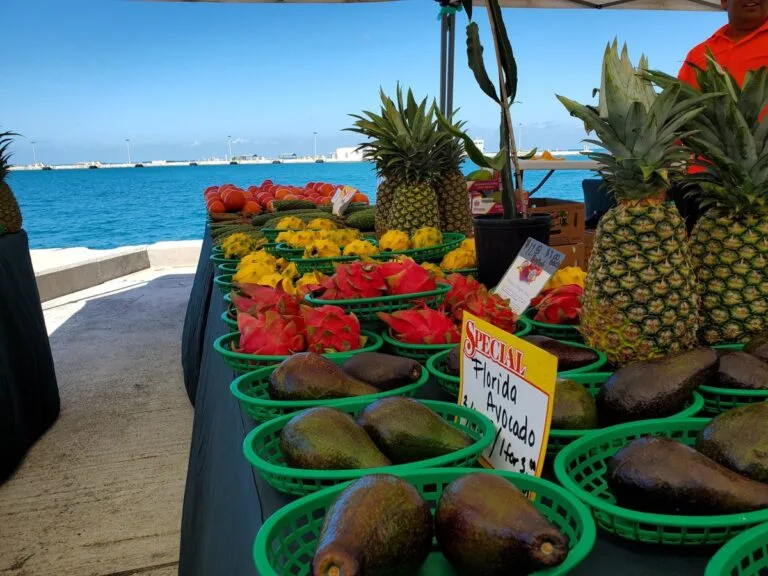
9, 160, 594, 249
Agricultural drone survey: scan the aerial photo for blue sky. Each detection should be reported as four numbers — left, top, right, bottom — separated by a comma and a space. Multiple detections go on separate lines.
2, 0, 726, 164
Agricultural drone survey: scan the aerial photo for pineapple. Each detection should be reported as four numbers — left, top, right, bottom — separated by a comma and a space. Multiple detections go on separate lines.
347, 86, 449, 234
436, 123, 474, 236
647, 56, 768, 344
0, 131, 22, 235
556, 41, 709, 366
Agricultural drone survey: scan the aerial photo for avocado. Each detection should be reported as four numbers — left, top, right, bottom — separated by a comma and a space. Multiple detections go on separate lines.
435, 473, 568, 575
718, 352, 768, 390
696, 403, 768, 483
552, 379, 598, 429
446, 345, 460, 376
357, 397, 472, 463
522, 335, 599, 372
596, 347, 717, 426
280, 407, 391, 470
607, 436, 768, 515
745, 332, 768, 363
340, 353, 422, 391
312, 474, 432, 576
269, 353, 379, 400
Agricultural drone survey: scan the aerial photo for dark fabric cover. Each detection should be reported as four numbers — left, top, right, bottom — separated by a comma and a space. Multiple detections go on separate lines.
181, 230, 215, 405
0, 231, 60, 483
178, 236, 710, 575
668, 183, 703, 234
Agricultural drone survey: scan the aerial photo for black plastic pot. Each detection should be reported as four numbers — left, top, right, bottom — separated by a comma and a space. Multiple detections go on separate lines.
473, 214, 552, 288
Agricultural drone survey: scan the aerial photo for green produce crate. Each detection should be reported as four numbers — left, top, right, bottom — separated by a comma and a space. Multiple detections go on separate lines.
221, 310, 237, 331
705, 521, 768, 576
382, 319, 532, 362
304, 282, 451, 324
230, 354, 426, 421
218, 261, 239, 274
209, 253, 240, 265
701, 343, 768, 414
546, 372, 705, 460
554, 417, 768, 546
553, 340, 608, 376
242, 399, 495, 496
442, 267, 478, 276
214, 273, 234, 294
524, 307, 582, 342
274, 242, 305, 259
214, 330, 383, 375
211, 245, 224, 254
372, 232, 465, 264
253, 467, 596, 576
262, 242, 279, 255
292, 255, 359, 276
261, 228, 295, 242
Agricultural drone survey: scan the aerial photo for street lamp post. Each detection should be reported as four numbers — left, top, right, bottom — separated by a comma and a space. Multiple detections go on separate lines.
313, 132, 318, 160
30, 141, 37, 165
125, 139, 132, 164
228, 135, 233, 161
518, 123, 524, 153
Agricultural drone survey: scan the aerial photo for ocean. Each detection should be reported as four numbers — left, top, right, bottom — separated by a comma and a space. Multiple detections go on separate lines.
9, 160, 595, 249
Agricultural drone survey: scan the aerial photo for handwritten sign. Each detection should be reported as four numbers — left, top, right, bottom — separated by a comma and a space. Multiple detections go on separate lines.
331, 186, 358, 216
458, 313, 557, 476
494, 237, 565, 316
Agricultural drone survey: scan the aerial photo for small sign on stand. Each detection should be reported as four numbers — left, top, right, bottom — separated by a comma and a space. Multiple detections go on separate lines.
331, 185, 358, 216
495, 237, 565, 316
458, 313, 557, 477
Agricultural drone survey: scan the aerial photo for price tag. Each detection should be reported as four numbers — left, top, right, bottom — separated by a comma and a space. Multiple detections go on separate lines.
494, 237, 565, 315
332, 185, 358, 216
458, 313, 557, 477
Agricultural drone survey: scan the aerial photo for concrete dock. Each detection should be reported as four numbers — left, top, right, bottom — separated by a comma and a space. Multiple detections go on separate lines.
0, 245, 201, 575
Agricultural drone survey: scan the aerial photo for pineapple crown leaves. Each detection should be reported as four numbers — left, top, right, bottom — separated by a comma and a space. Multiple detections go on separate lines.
556, 41, 714, 201
0, 130, 19, 181
345, 85, 455, 185
645, 51, 768, 215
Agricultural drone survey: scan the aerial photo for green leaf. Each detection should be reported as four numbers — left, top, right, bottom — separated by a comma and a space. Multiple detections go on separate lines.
436, 107, 508, 170
486, 0, 517, 102
461, 0, 472, 20
465, 23, 500, 104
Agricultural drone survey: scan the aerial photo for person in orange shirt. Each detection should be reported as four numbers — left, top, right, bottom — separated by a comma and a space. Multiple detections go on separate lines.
670, 0, 768, 231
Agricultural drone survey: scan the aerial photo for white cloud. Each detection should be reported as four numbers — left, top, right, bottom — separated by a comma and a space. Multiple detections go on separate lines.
189, 140, 201, 147
231, 137, 249, 145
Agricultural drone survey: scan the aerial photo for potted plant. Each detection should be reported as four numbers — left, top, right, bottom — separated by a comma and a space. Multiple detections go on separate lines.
436, 0, 551, 288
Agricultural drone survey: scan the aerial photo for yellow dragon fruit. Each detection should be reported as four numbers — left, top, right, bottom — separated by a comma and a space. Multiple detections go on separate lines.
441, 247, 476, 271
342, 240, 379, 257
379, 230, 410, 251
233, 260, 277, 284
306, 218, 337, 231
278, 230, 316, 249
278, 261, 300, 280
544, 266, 587, 290
304, 239, 342, 258
238, 249, 276, 270
276, 216, 304, 230
256, 272, 285, 288
297, 271, 326, 288
411, 227, 443, 249
421, 262, 445, 279
221, 232, 261, 259
460, 238, 475, 253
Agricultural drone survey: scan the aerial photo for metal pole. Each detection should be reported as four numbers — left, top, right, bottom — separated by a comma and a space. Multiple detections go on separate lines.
439, 13, 448, 115
518, 123, 523, 152
227, 136, 233, 160
31, 141, 37, 165
313, 132, 317, 160
446, 13, 456, 117
125, 139, 131, 164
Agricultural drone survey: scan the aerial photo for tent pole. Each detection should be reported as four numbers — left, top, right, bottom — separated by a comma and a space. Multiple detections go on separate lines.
439, 13, 448, 114
446, 12, 456, 117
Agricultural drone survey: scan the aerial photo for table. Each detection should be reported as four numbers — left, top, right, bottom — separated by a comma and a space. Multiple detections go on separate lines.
0, 230, 60, 483
178, 229, 713, 576
518, 159, 600, 195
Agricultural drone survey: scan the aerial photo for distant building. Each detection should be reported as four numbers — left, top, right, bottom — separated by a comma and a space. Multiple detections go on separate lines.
473, 139, 485, 153
332, 147, 366, 162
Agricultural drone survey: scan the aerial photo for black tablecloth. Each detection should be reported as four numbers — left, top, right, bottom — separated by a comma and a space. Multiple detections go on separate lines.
178, 231, 712, 575
0, 231, 60, 483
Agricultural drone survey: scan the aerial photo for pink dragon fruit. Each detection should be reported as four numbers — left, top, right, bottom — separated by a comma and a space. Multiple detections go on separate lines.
378, 308, 460, 345
378, 260, 437, 295
531, 284, 583, 325
459, 290, 519, 333
443, 273, 482, 315
236, 311, 305, 356
301, 305, 365, 353
320, 261, 387, 300
233, 284, 301, 316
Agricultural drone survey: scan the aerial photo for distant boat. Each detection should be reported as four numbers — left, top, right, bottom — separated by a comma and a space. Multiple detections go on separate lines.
315, 158, 324, 163
42, 166, 52, 171
88, 165, 99, 169
189, 162, 198, 166
229, 161, 238, 165
272, 160, 282, 164
135, 163, 144, 168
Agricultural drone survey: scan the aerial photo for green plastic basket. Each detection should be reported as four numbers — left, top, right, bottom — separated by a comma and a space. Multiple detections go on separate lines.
261, 228, 294, 242
242, 399, 496, 496
524, 308, 582, 342
292, 255, 360, 276
443, 267, 478, 276
701, 343, 768, 414
209, 253, 240, 265
221, 310, 237, 331
218, 261, 239, 274
552, 340, 608, 376
230, 354, 427, 421
304, 282, 451, 323
382, 320, 532, 361
705, 521, 768, 576
253, 467, 596, 576
554, 417, 768, 546
214, 273, 233, 294
274, 242, 305, 259
546, 372, 705, 460
214, 330, 383, 375
211, 245, 224, 254
372, 232, 466, 263
263, 242, 279, 255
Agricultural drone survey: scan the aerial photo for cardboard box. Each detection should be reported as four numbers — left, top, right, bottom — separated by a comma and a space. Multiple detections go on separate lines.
554, 242, 586, 271
584, 229, 595, 264
529, 198, 585, 246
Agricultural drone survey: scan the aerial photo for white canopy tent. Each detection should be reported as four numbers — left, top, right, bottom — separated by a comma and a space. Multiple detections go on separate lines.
154, 0, 722, 115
